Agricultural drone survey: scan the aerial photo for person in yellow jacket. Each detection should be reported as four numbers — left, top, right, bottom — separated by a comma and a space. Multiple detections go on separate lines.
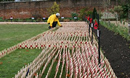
47, 13, 62, 29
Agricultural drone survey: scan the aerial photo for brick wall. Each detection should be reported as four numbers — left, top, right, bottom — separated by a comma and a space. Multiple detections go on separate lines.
0, 0, 114, 19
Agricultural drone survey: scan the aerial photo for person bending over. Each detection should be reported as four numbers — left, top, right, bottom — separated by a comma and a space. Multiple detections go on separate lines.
47, 13, 62, 29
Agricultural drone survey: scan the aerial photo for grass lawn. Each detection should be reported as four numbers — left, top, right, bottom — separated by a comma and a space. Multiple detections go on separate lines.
0, 49, 42, 78
0, 24, 48, 51
0, 24, 49, 78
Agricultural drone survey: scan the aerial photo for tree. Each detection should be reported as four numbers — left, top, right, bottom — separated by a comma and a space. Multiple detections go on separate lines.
121, 4, 128, 18
92, 8, 97, 20
114, 5, 123, 21
47, 2, 60, 15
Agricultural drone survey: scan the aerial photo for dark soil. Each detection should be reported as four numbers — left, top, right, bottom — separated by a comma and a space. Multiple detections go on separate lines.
94, 25, 130, 78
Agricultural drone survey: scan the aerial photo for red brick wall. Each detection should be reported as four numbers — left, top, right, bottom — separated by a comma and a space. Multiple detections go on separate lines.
0, 0, 108, 19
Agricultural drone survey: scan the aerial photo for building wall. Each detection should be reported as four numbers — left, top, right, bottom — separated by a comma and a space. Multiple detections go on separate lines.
0, 0, 116, 19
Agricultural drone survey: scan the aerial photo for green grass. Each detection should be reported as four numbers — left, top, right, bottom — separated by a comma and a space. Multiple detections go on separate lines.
0, 49, 42, 78
0, 24, 49, 51
0, 24, 49, 78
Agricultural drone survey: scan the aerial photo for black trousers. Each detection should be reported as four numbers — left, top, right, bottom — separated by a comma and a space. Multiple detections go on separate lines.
49, 21, 57, 29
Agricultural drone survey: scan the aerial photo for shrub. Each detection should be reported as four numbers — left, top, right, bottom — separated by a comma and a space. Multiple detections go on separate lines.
79, 7, 88, 21
71, 12, 78, 18
86, 11, 93, 17
121, 4, 129, 19
114, 5, 123, 19
26, 18, 34, 22
71, 12, 78, 21
109, 9, 114, 14
114, 6, 123, 13
47, 2, 60, 15
0, 17, 4, 22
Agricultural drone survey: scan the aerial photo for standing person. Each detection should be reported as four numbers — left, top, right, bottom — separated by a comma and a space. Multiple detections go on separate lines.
47, 13, 62, 29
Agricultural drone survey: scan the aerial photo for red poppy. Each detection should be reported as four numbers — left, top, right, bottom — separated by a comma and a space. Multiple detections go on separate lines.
94, 20, 98, 30
87, 16, 90, 21
90, 18, 92, 23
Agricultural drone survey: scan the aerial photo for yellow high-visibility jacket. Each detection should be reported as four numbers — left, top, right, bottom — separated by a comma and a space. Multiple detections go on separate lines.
47, 14, 61, 27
